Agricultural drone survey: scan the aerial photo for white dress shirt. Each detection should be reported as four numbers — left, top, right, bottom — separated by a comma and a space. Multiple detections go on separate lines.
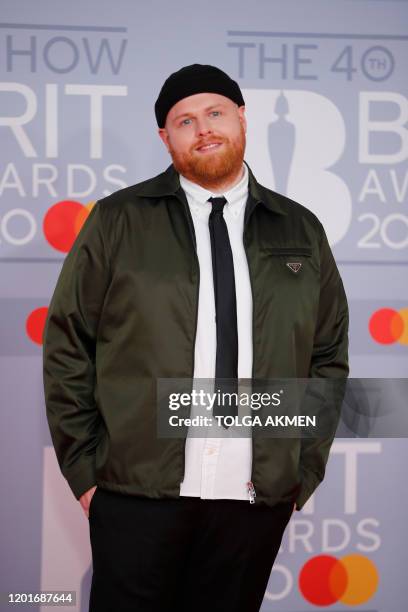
178, 163, 254, 501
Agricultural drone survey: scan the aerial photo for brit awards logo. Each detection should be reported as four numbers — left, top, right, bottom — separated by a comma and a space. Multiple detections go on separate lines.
243, 89, 353, 247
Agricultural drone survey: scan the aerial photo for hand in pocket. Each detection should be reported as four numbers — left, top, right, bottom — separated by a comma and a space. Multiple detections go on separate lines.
80, 485, 97, 519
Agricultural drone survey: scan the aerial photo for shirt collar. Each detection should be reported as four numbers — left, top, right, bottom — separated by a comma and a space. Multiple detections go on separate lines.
179, 163, 249, 216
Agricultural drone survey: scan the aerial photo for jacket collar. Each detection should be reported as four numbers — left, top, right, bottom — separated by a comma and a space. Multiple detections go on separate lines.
134, 162, 287, 216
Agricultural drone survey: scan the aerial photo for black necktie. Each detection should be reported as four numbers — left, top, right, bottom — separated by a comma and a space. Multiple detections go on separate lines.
208, 197, 238, 426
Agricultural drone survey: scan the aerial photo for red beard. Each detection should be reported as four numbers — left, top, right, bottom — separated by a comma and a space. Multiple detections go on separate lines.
169, 124, 246, 190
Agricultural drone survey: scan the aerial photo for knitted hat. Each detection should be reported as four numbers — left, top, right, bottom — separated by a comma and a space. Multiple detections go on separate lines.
155, 64, 245, 128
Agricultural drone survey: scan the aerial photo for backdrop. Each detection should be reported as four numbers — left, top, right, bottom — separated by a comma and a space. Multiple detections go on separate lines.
1, 1, 407, 610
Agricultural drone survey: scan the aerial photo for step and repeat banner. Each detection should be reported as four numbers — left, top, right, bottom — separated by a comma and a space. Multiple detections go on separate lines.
1, 1, 407, 610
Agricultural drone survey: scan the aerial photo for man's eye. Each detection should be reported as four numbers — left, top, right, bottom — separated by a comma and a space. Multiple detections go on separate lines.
210, 111, 221, 117
181, 118, 192, 126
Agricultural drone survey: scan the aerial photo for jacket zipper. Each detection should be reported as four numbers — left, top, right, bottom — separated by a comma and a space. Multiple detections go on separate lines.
247, 481, 256, 504
243, 200, 257, 505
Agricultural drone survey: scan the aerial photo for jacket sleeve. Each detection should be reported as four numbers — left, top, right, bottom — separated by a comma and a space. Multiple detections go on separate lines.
42, 202, 110, 500
295, 221, 349, 510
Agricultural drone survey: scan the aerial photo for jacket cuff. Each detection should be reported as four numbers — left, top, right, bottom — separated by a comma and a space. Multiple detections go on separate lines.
295, 469, 320, 511
64, 461, 97, 500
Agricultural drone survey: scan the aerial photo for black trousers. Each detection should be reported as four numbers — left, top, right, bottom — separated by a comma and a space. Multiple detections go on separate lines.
88, 488, 293, 612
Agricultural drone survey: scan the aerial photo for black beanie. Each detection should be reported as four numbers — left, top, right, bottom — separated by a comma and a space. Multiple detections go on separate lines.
154, 64, 245, 128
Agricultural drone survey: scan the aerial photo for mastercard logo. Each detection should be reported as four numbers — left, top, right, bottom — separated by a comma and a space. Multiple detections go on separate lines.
27, 199, 95, 345
299, 553, 378, 606
369, 307, 408, 345
26, 307, 48, 345
43, 199, 95, 253
36, 203, 408, 357
26, 200, 95, 345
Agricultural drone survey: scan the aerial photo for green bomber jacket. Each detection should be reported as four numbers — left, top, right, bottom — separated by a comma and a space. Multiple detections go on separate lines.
42, 162, 349, 511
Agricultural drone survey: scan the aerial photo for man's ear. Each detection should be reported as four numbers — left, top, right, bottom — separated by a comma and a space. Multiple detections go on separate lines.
238, 105, 247, 132
158, 128, 170, 151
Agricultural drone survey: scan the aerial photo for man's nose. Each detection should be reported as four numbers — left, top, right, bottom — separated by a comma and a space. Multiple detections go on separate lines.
196, 116, 212, 136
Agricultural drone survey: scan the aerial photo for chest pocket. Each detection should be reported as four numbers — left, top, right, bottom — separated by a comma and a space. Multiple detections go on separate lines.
256, 245, 318, 328
263, 247, 312, 256
261, 246, 313, 275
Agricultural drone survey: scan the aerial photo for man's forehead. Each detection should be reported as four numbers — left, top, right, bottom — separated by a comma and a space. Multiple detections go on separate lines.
168, 92, 236, 120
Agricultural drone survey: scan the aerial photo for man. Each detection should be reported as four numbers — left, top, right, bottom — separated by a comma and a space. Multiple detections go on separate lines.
43, 64, 349, 612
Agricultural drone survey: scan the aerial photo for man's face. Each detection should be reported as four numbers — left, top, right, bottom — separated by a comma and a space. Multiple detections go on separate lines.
158, 92, 247, 189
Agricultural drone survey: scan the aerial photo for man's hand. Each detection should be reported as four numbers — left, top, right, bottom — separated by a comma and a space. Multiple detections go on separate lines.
79, 485, 97, 518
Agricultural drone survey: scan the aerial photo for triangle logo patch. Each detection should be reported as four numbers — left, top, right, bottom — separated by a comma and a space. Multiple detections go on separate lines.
286, 262, 302, 273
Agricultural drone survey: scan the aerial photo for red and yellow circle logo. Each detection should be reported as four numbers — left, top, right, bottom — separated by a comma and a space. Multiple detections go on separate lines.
369, 307, 408, 345
299, 553, 378, 606
43, 200, 95, 253
26, 307, 49, 345
27, 200, 95, 345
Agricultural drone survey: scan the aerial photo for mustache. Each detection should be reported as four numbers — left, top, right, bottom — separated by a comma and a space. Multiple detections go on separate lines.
193, 136, 228, 151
